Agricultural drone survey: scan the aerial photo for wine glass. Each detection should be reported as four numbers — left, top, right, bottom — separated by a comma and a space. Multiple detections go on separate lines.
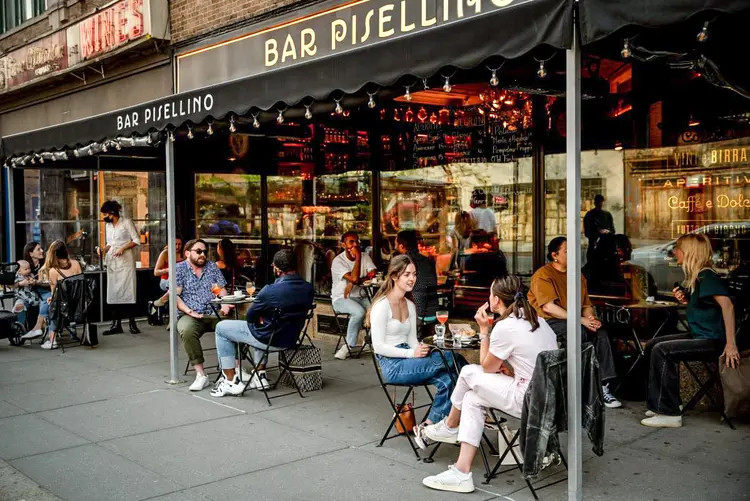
245, 281, 256, 297
211, 283, 222, 298
435, 310, 449, 343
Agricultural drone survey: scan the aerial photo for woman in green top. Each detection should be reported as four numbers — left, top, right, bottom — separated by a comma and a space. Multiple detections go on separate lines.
641, 233, 740, 428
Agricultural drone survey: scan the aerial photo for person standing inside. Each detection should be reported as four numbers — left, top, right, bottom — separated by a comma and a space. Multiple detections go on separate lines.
584, 194, 615, 262
331, 231, 377, 360
469, 189, 496, 234
395, 230, 438, 323
97, 200, 141, 335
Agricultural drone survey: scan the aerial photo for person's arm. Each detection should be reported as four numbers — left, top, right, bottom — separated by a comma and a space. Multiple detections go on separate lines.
406, 301, 419, 349
371, 300, 414, 358
715, 295, 739, 368
343, 248, 362, 284
154, 250, 169, 277
176, 295, 202, 318
542, 301, 568, 320
475, 303, 504, 373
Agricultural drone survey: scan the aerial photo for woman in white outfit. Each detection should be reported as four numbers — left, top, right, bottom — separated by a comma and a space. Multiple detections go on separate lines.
97, 200, 141, 335
422, 275, 557, 494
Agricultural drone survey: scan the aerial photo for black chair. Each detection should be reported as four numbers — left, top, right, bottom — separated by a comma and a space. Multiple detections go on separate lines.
46, 273, 97, 352
332, 310, 369, 358
239, 305, 316, 405
370, 339, 438, 461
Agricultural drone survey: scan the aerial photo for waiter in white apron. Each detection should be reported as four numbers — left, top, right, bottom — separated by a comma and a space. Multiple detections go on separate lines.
96, 200, 141, 335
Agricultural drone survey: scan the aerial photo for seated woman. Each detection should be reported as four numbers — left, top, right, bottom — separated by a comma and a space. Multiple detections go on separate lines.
641, 233, 740, 428
216, 238, 240, 287
21, 241, 50, 339
367, 254, 462, 442
421, 276, 557, 494
527, 236, 621, 409
152, 236, 185, 307
42, 240, 83, 350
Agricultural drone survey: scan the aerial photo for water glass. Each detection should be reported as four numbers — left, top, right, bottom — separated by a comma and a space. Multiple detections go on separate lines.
434, 324, 445, 343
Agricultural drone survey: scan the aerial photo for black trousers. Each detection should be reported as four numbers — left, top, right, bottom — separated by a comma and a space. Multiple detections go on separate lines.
109, 303, 136, 322
644, 333, 724, 416
546, 318, 618, 384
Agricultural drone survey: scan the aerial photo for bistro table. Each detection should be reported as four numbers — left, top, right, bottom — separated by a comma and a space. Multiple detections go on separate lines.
209, 295, 255, 321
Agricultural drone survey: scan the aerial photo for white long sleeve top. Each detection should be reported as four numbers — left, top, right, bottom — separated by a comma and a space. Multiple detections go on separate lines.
369, 298, 419, 358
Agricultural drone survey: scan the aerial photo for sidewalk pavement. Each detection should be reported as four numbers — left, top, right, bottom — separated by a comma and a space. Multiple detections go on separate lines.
0, 323, 747, 501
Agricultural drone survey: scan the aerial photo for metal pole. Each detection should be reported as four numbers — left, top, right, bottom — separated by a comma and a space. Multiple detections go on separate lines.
5, 166, 16, 261
165, 140, 181, 384
565, 20, 583, 501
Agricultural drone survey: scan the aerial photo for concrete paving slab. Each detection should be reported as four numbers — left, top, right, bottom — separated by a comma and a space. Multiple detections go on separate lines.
11, 444, 181, 501
38, 389, 243, 442
0, 371, 157, 413
114, 361, 187, 385
139, 490, 215, 501
0, 400, 26, 419
100, 414, 345, 488
191, 448, 498, 501
0, 356, 107, 387
0, 458, 63, 501
0, 414, 89, 460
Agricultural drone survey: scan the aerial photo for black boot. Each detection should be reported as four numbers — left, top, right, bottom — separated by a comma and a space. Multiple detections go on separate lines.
129, 318, 141, 334
103, 319, 123, 336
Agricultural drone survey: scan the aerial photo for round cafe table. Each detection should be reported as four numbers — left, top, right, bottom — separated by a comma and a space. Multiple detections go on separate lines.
423, 334, 482, 381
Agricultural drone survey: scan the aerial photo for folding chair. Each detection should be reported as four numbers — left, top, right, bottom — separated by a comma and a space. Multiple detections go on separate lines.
370, 343, 437, 461
184, 347, 219, 376
239, 305, 316, 405
332, 310, 370, 358
45, 273, 97, 353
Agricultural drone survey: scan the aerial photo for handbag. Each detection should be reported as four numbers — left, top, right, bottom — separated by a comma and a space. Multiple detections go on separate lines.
719, 350, 750, 418
278, 344, 322, 392
494, 422, 523, 465
393, 389, 416, 434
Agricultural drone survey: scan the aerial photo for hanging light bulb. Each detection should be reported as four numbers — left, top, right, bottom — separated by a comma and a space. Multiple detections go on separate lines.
168, 130, 175, 142
88, 147, 94, 155
367, 92, 377, 109
74, 149, 80, 157
252, 114, 260, 129
115, 142, 122, 151
697, 22, 709, 42
490, 69, 499, 87
422, 78, 429, 90
537, 59, 547, 79
229, 117, 237, 133
31, 157, 36, 164
304, 104, 313, 120
404, 86, 412, 101
443, 76, 452, 93
102, 142, 108, 152
334, 99, 344, 115
39, 156, 44, 164
187, 126, 194, 139
277, 109, 285, 124
621, 39, 631, 59
207, 122, 214, 135
614, 141, 623, 151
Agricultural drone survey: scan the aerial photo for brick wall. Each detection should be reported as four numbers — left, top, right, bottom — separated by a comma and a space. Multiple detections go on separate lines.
170, 0, 309, 45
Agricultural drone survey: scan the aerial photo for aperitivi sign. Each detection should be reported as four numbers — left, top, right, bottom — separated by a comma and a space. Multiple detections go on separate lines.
0, 0, 167, 95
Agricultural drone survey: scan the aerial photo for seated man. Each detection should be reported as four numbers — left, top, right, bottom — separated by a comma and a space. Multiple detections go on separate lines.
211, 249, 314, 397
331, 231, 377, 360
395, 230, 438, 323
175, 239, 233, 391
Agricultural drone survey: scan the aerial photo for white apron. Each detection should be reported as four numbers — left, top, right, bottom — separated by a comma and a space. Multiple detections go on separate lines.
104, 218, 139, 304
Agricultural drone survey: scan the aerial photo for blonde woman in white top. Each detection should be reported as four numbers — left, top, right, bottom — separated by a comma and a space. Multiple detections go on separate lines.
367, 255, 462, 434
422, 276, 557, 494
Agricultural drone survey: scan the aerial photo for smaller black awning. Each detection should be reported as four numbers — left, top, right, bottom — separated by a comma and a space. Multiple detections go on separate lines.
2, 0, 573, 158
579, 0, 750, 44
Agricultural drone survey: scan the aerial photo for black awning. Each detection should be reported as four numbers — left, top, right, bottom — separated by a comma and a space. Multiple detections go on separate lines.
579, 0, 750, 45
2, 0, 572, 157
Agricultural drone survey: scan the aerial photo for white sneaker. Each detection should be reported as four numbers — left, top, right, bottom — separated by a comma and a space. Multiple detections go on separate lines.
423, 419, 460, 445
40, 339, 58, 350
238, 368, 254, 383
645, 404, 682, 418
334, 344, 351, 360
413, 423, 428, 450
641, 414, 683, 428
189, 374, 210, 391
22, 329, 43, 340
602, 384, 622, 409
422, 465, 475, 493
210, 375, 246, 397
248, 371, 270, 390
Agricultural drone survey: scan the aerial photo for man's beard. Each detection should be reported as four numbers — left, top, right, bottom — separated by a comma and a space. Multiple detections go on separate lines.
189, 256, 206, 267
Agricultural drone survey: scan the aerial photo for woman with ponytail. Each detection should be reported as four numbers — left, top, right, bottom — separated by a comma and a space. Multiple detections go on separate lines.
421, 276, 557, 494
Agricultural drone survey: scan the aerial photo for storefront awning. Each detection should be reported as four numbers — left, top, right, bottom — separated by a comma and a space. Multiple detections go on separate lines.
579, 0, 750, 44
2, 0, 573, 158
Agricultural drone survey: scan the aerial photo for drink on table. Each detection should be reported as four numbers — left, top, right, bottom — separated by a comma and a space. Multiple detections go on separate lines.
245, 281, 256, 296
211, 283, 222, 297
434, 310, 449, 343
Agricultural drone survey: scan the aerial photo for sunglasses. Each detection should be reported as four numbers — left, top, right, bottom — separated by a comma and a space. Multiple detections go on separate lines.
191, 248, 207, 255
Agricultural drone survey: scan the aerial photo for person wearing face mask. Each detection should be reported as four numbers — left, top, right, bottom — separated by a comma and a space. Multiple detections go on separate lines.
96, 200, 141, 335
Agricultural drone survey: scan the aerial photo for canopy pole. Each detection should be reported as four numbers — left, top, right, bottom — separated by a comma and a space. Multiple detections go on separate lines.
4, 166, 16, 261
165, 140, 181, 384
565, 18, 583, 501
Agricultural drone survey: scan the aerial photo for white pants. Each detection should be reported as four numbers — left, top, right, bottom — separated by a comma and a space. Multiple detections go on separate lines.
450, 364, 526, 447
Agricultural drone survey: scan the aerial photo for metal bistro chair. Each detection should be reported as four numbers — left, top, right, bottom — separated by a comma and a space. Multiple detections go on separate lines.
46, 273, 97, 352
239, 305, 316, 406
332, 310, 370, 358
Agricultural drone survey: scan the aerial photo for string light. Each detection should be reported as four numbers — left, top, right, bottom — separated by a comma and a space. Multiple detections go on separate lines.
621, 39, 631, 59
404, 84, 413, 101
697, 21, 709, 42
334, 97, 344, 115
74, 149, 80, 157
115, 142, 122, 151
277, 108, 285, 124
614, 141, 623, 151
102, 142, 108, 152
490, 69, 499, 86
39, 156, 44, 164
252, 113, 260, 129
187, 126, 194, 139
229, 116, 237, 133
207, 122, 214, 135
30, 157, 36, 164
443, 76, 452, 93
367, 91, 377, 109
304, 104, 313, 120
536, 58, 548, 79
422, 78, 429, 90
168, 130, 175, 142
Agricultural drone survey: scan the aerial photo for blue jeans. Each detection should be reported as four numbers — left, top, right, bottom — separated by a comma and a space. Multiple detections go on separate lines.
215, 320, 278, 368
39, 291, 51, 319
333, 297, 370, 347
377, 345, 461, 423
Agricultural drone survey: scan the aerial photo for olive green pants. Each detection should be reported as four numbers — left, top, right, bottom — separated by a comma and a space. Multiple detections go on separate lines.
177, 315, 219, 366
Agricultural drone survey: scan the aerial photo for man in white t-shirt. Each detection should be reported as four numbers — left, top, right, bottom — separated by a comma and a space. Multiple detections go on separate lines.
331, 231, 377, 360
469, 189, 497, 234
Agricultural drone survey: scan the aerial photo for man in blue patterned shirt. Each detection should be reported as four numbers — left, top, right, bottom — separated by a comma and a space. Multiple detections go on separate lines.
176, 239, 233, 391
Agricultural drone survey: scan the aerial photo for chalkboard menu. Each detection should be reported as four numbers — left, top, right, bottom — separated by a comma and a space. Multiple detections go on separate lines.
485, 124, 533, 163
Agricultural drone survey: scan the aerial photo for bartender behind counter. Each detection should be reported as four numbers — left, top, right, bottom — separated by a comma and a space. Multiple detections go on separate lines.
96, 200, 141, 335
